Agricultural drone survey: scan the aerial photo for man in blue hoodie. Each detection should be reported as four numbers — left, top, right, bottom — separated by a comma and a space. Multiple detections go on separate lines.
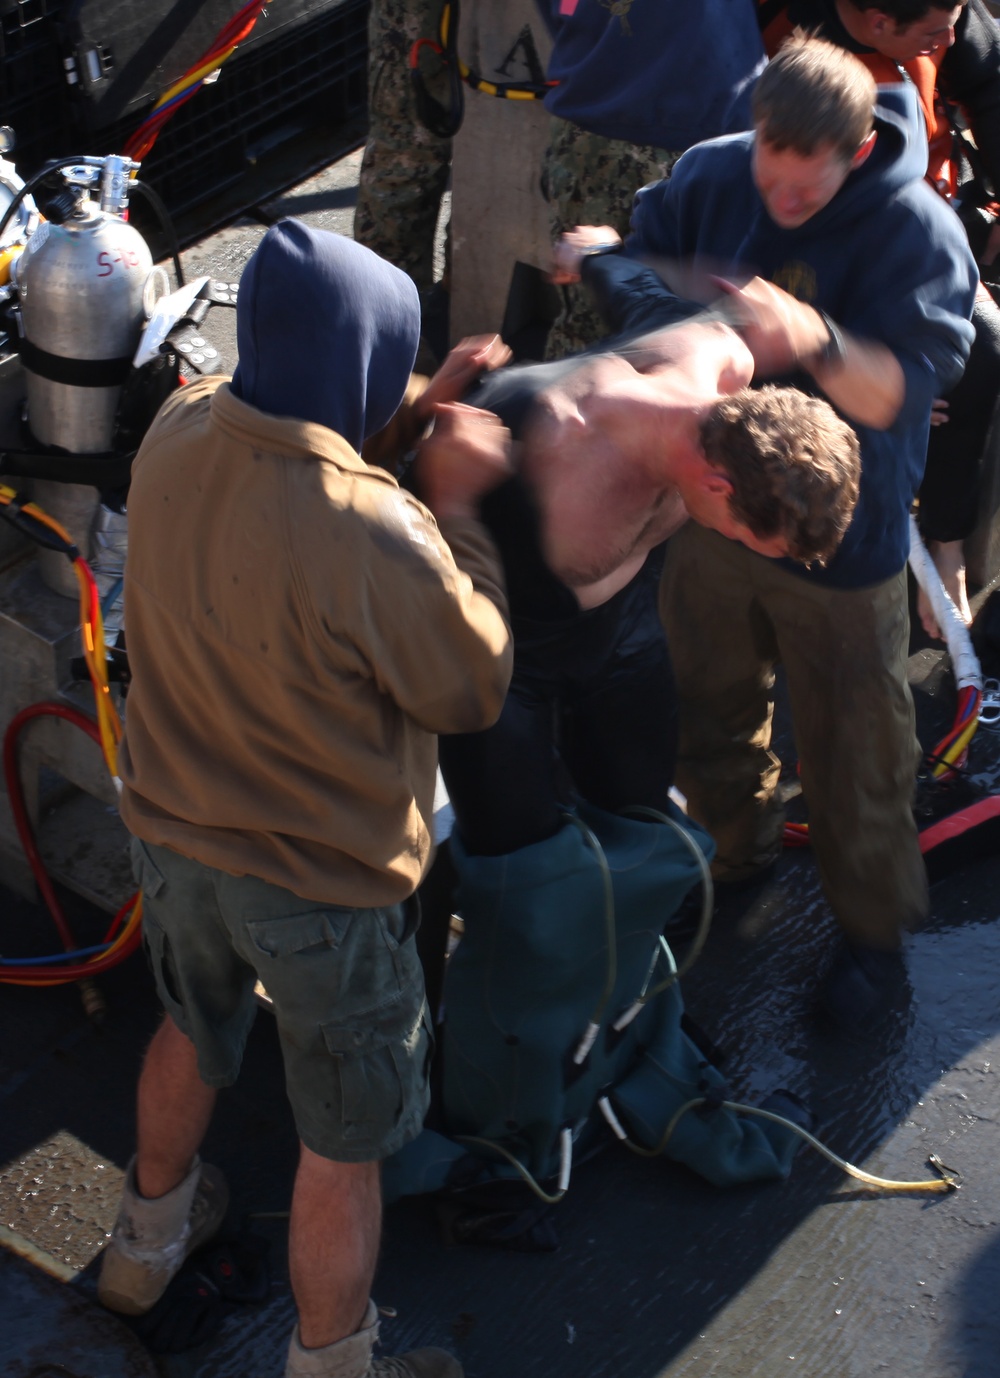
560, 34, 977, 1024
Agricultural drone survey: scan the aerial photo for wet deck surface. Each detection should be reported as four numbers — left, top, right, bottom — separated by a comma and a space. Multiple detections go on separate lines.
3, 702, 1000, 1378
3, 150, 1000, 1378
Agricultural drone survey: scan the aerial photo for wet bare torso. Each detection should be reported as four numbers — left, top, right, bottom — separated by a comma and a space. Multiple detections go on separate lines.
519, 322, 752, 609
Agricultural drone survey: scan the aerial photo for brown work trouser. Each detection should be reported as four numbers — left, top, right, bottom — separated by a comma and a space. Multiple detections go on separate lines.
660, 525, 928, 950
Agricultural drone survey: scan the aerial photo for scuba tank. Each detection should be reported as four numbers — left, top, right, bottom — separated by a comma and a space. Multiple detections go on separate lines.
10, 156, 152, 595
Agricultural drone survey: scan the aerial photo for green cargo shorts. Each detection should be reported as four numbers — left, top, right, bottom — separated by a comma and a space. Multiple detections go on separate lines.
132, 837, 432, 1162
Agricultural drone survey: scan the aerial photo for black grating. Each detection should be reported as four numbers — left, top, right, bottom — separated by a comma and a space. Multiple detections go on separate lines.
0, 0, 74, 175
0, 0, 54, 50
0, 0, 368, 220
93, 0, 368, 215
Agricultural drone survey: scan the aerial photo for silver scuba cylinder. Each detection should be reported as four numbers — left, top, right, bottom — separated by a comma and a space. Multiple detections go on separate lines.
12, 157, 152, 596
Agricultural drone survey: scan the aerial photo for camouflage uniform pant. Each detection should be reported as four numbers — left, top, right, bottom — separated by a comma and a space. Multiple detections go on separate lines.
354, 0, 452, 292
541, 115, 683, 359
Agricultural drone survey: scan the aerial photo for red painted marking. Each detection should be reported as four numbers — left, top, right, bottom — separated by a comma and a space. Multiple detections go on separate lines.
97, 244, 141, 276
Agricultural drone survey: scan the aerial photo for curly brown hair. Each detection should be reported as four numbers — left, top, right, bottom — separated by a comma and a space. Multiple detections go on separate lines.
698, 385, 860, 566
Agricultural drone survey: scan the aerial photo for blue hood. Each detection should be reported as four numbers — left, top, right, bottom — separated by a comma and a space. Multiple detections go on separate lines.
231, 220, 420, 452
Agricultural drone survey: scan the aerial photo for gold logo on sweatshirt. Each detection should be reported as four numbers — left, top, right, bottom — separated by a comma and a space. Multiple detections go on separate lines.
772, 261, 817, 303
600, 0, 634, 37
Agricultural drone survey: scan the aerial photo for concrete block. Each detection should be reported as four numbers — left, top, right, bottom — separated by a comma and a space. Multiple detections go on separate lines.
450, 0, 553, 341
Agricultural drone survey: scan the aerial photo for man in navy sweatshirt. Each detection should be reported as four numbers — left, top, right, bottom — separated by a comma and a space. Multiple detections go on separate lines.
558, 34, 978, 1026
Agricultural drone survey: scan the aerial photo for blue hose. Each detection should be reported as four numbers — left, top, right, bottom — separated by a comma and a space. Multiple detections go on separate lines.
1, 942, 112, 965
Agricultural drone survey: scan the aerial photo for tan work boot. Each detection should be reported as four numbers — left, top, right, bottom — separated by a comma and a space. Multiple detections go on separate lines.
286, 1300, 462, 1378
98, 1156, 229, 1315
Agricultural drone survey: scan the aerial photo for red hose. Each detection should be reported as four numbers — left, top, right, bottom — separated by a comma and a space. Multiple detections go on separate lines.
2, 702, 99, 950
1, 702, 142, 983
123, 0, 267, 161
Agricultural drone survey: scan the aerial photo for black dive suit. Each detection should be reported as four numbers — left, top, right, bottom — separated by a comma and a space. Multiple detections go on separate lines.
438, 264, 700, 856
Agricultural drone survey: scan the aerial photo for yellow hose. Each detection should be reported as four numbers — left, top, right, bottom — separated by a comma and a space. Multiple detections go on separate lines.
609, 1094, 960, 1193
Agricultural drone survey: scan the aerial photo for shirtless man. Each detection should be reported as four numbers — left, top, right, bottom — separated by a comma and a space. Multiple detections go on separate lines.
517, 314, 839, 603
424, 303, 860, 858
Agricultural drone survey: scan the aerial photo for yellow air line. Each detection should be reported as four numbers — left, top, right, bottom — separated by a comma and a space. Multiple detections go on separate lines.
598, 1094, 960, 1193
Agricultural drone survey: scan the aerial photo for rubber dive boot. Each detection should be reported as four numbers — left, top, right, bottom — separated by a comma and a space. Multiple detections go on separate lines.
98, 1155, 229, 1315
286, 1300, 463, 1378
821, 939, 906, 1032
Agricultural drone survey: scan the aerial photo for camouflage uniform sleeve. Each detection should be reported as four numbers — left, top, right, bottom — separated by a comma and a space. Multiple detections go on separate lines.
353, 0, 452, 291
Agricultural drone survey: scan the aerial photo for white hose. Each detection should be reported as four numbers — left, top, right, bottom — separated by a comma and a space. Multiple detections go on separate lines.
907, 515, 982, 692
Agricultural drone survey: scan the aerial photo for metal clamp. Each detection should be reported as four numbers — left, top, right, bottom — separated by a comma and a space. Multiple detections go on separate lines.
980, 678, 1000, 728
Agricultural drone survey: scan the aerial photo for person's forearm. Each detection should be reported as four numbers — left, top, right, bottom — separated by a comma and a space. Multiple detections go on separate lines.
414, 402, 513, 521
714, 276, 906, 427
807, 331, 906, 430
436, 514, 510, 616
581, 252, 688, 337
413, 514, 513, 732
361, 374, 429, 474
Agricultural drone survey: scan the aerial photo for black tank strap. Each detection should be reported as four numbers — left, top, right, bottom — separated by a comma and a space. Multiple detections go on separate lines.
17, 335, 134, 388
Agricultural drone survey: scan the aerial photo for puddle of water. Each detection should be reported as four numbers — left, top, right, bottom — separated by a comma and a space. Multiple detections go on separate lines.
0, 1129, 123, 1273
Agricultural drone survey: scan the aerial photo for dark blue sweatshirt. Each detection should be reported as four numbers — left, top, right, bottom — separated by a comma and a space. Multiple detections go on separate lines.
536, 0, 765, 150
627, 86, 978, 588
231, 219, 420, 453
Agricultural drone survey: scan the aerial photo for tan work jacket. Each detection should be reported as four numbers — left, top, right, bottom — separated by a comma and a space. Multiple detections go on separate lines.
119, 377, 511, 906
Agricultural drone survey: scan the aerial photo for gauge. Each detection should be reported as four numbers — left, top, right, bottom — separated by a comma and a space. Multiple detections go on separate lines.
0, 156, 37, 249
